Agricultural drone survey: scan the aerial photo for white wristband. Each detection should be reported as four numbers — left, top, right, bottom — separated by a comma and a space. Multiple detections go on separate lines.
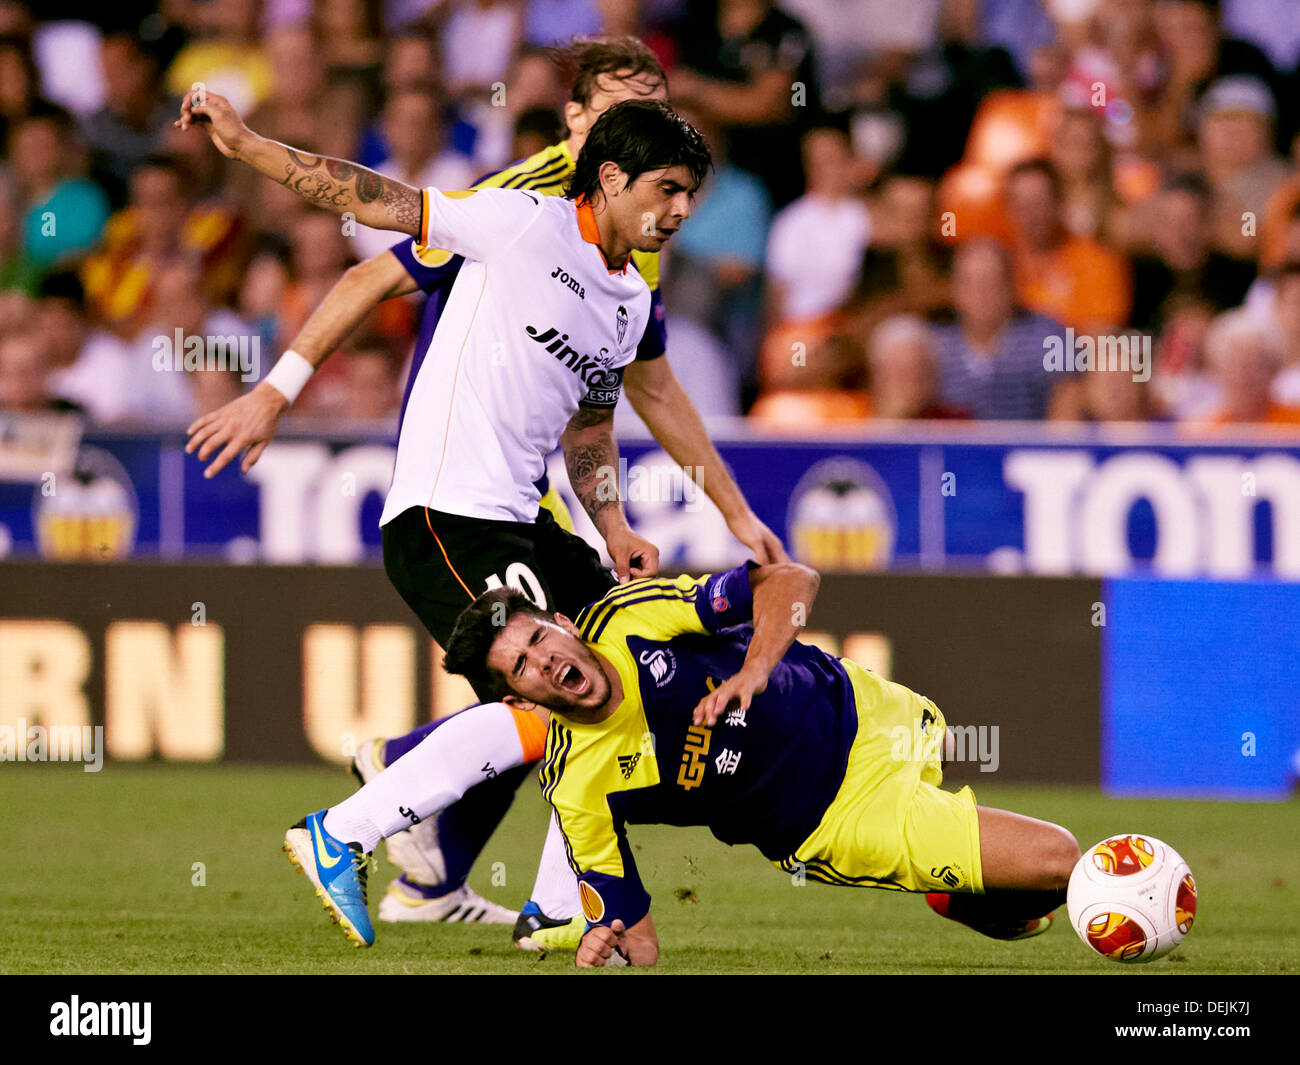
264, 349, 315, 405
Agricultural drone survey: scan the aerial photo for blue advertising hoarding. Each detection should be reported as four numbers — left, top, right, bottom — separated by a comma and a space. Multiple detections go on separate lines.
2, 417, 1300, 581
1102, 578, 1300, 800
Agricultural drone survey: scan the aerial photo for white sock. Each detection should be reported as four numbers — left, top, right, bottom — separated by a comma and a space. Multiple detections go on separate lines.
323, 702, 526, 853
529, 811, 582, 919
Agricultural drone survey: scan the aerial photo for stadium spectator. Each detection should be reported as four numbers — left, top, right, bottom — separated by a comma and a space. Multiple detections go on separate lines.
1269, 262, 1300, 406
1245, 200, 1300, 318
246, 24, 330, 149
317, 0, 385, 72
441, 0, 524, 97
933, 238, 1068, 420
1146, 0, 1286, 155
1005, 158, 1131, 332
9, 103, 110, 270
280, 211, 359, 413
1150, 295, 1221, 419
510, 105, 564, 162
82, 154, 241, 335
350, 87, 475, 263
1074, 362, 1158, 424
339, 340, 403, 422
1260, 178, 1300, 274
312, 69, 370, 164
122, 258, 257, 425
749, 334, 870, 427
191, 364, 246, 417
37, 270, 131, 423
659, 105, 771, 375
670, 0, 821, 207
617, 317, 743, 430
81, 33, 174, 205
0, 31, 39, 149
1199, 306, 1299, 425
842, 172, 952, 340
761, 125, 871, 390
464, 46, 567, 170
867, 313, 968, 420
1048, 108, 1123, 245
0, 171, 38, 294
1130, 172, 1257, 332
0, 328, 82, 414
237, 237, 292, 359
383, 30, 441, 97
1195, 75, 1291, 259
880, 1, 1023, 181
165, 0, 273, 117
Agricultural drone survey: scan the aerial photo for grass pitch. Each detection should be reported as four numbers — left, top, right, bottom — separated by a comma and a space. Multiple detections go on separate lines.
3, 764, 1295, 975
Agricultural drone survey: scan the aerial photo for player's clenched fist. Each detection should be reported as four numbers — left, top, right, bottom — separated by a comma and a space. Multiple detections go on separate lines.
576, 919, 630, 968
174, 88, 253, 160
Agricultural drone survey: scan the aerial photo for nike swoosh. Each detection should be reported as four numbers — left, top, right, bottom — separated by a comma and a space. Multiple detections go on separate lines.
312, 820, 343, 870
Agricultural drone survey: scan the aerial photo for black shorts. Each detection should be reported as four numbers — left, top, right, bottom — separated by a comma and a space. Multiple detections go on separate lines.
381, 505, 617, 649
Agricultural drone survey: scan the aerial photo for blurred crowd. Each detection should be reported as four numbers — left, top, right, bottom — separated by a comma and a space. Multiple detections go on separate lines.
2, 0, 1300, 430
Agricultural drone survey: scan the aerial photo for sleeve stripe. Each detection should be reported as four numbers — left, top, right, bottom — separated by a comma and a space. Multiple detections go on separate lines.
505, 158, 569, 189
586, 590, 694, 643
540, 718, 572, 806
420, 187, 431, 246
575, 578, 683, 637
497, 149, 566, 184
577, 579, 693, 640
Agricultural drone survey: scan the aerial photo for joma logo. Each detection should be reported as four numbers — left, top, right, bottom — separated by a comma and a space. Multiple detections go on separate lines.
550, 265, 585, 299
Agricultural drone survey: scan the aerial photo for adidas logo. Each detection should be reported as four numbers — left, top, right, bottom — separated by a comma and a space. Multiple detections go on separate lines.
617, 753, 640, 780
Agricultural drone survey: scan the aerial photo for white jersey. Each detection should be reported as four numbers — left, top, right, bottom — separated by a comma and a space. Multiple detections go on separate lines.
379, 187, 651, 526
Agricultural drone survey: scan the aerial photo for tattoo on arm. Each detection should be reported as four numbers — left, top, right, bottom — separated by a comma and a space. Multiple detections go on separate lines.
273, 145, 420, 232
566, 406, 613, 431
564, 422, 620, 531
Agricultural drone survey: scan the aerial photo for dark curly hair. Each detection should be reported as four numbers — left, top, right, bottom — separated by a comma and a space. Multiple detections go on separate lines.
443, 588, 553, 701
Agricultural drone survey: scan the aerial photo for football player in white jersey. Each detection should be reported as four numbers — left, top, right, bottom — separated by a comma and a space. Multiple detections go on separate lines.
179, 90, 774, 947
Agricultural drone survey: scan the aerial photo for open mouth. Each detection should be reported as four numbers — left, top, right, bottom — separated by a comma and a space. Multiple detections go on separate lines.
556, 662, 590, 696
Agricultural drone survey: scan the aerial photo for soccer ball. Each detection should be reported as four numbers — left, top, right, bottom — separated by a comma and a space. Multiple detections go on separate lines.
1067, 834, 1198, 963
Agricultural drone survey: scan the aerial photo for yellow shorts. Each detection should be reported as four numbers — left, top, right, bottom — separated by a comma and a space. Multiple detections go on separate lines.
538, 483, 576, 534
774, 659, 985, 894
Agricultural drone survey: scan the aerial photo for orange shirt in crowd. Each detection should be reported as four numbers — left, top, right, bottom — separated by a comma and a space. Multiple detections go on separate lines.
1015, 236, 1132, 331
1208, 404, 1300, 428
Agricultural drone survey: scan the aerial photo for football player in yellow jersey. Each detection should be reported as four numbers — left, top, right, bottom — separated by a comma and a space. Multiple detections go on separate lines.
441, 562, 1082, 967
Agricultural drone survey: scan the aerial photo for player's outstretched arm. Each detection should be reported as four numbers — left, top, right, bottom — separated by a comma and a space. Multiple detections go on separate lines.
186, 251, 417, 478
576, 915, 658, 968
561, 406, 660, 582
692, 561, 821, 726
624, 357, 788, 564
175, 89, 421, 236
